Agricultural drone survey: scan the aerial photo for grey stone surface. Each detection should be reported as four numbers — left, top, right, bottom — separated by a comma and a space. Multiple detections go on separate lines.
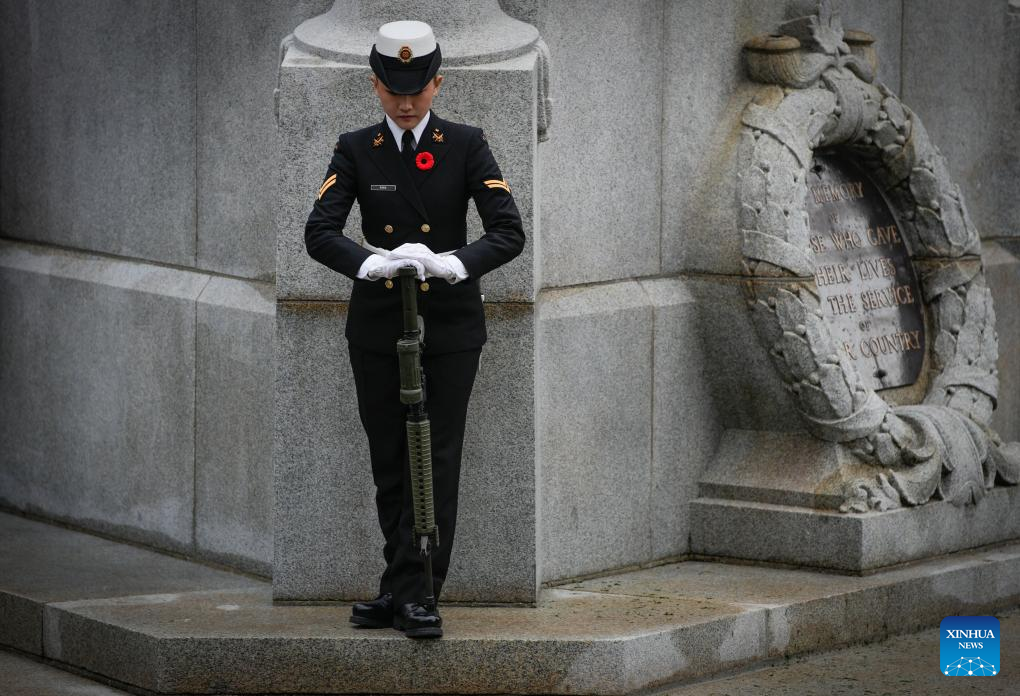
985, 240, 1020, 444
498, 0, 540, 28
534, 0, 662, 288
692, 498, 863, 571
8, 509, 1017, 695
0, 0, 196, 266
875, 546, 1020, 635
691, 486, 1020, 572
291, 0, 540, 66
665, 609, 1020, 695
661, 0, 903, 276
697, 430, 870, 510
0, 650, 131, 696
0, 236, 286, 573
41, 586, 755, 694
0, 512, 262, 655
448, 302, 537, 602
195, 277, 276, 576
565, 559, 879, 659
563, 553, 868, 606
0, 241, 206, 551
686, 277, 802, 432
196, 0, 333, 280
272, 301, 378, 600
0, 591, 38, 655
902, 0, 1020, 239
837, 0, 904, 92
0, 0, 340, 278
639, 278, 721, 558
273, 301, 536, 602
276, 47, 536, 303
536, 281, 653, 582
661, 0, 771, 278
569, 541, 1020, 661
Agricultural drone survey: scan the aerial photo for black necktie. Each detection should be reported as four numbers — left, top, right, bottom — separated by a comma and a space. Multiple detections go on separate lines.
401, 129, 415, 168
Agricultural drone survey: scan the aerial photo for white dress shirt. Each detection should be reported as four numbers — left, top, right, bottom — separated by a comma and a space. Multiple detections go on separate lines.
385, 110, 431, 152
356, 110, 469, 283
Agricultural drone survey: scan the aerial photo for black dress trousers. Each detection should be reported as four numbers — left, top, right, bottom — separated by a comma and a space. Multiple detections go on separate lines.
347, 342, 481, 607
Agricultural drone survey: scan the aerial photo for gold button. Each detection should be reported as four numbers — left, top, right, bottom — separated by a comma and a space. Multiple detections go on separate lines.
420, 224, 430, 233
420, 281, 430, 292
384, 279, 394, 289
384, 224, 393, 234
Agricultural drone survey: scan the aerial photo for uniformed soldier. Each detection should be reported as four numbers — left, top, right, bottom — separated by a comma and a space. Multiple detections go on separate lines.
304, 20, 525, 639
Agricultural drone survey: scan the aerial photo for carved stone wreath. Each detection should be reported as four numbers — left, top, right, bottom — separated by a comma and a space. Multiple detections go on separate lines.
738, 1, 1020, 512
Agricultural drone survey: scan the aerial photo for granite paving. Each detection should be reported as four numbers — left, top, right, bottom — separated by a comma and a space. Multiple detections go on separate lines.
3, 511, 1020, 694
661, 608, 1020, 695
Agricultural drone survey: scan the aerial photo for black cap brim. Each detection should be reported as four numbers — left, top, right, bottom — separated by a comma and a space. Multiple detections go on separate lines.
370, 44, 442, 95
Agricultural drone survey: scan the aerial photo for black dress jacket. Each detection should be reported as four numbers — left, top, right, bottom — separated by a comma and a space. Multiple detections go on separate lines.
305, 113, 525, 354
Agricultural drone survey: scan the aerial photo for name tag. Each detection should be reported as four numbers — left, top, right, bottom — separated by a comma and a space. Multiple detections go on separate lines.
371, 184, 396, 191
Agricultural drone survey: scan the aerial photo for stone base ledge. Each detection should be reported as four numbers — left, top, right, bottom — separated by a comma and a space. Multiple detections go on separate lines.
5, 512, 1020, 694
690, 486, 1020, 572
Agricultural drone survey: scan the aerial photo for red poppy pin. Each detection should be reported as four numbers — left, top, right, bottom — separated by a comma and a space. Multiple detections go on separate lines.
415, 151, 435, 171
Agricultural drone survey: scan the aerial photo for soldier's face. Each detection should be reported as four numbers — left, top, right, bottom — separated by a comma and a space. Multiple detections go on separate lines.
371, 75, 443, 130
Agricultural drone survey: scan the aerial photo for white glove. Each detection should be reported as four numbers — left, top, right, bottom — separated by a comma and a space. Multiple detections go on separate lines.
357, 254, 425, 281
388, 243, 468, 283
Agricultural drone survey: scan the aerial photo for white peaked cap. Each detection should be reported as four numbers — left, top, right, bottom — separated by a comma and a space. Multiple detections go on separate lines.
375, 20, 437, 60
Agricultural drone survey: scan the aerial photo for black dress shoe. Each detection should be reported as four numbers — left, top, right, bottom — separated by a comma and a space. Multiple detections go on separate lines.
349, 592, 393, 628
393, 602, 443, 638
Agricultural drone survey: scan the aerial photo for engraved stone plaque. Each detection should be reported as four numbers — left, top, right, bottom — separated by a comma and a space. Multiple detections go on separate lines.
806, 152, 925, 390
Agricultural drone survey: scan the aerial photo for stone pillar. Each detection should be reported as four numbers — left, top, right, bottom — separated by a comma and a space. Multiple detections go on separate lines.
272, 0, 547, 603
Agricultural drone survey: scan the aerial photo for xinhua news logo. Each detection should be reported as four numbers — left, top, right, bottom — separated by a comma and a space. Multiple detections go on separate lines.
940, 616, 1000, 676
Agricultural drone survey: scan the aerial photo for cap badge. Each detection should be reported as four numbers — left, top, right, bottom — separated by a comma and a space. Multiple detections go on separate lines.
415, 151, 435, 171
372, 132, 385, 148
432, 128, 444, 143
398, 45, 413, 63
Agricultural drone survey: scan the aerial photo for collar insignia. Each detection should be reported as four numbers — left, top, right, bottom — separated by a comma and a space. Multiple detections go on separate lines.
432, 128, 444, 143
372, 132, 385, 148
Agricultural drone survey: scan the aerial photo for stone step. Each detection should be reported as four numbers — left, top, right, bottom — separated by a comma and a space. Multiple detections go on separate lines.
3, 510, 1020, 694
0, 650, 131, 696
0, 512, 265, 657
662, 608, 1020, 696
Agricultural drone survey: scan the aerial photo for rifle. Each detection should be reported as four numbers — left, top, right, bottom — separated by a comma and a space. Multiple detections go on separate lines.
396, 265, 439, 612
